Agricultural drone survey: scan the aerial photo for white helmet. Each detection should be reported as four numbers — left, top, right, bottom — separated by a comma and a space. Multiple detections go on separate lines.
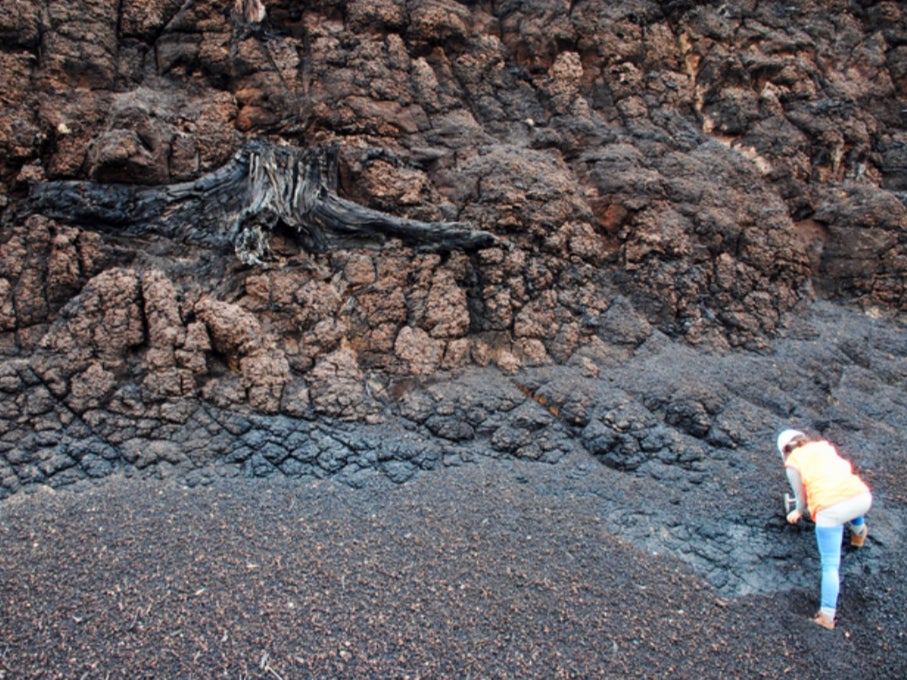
777, 429, 805, 458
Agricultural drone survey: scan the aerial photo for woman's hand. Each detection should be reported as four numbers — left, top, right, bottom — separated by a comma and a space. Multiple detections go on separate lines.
786, 509, 802, 524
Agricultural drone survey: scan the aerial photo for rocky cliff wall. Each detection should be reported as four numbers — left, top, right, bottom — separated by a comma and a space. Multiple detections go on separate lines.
2, 0, 907, 604
0, 0, 906, 511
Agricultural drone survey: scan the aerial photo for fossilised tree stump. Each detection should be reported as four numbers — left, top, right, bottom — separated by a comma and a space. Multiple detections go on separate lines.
27, 140, 502, 265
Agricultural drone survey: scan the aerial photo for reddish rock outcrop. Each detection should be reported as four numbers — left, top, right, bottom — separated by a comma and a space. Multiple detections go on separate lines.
0, 0, 906, 491
2, 10, 907, 679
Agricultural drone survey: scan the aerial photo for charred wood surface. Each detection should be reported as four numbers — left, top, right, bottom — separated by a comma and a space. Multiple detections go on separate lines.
27, 141, 502, 264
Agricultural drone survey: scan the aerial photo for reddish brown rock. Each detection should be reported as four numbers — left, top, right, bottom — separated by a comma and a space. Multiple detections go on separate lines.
39, 0, 120, 90
424, 269, 470, 339
308, 346, 380, 421
0, 0, 905, 426
196, 297, 267, 363
394, 325, 443, 376
0, 279, 14, 332
195, 296, 291, 412
29, 268, 143, 403
68, 361, 117, 412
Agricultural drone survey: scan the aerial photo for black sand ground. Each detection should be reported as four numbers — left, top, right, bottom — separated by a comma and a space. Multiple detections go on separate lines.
0, 451, 903, 679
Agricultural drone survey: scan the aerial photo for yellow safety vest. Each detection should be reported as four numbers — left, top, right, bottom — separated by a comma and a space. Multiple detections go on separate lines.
785, 441, 869, 519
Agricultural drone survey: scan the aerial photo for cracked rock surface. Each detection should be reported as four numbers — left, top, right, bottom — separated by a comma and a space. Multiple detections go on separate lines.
5, 300, 907, 594
1, 0, 907, 676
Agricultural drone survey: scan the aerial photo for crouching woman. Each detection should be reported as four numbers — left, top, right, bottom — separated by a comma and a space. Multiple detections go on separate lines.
777, 429, 872, 630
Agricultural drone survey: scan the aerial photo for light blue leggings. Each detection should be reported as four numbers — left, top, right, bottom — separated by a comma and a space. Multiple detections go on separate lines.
814, 492, 871, 618
816, 524, 845, 615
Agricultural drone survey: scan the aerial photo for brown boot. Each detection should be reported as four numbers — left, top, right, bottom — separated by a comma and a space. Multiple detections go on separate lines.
851, 524, 868, 548
812, 612, 835, 630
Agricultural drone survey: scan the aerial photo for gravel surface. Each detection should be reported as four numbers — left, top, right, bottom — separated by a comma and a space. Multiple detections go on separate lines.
0, 452, 904, 679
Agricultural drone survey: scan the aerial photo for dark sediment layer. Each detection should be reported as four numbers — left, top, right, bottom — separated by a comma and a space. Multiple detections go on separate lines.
0, 450, 903, 679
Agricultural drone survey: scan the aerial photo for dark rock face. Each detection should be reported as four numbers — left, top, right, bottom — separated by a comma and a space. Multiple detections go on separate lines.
1, 0, 906, 599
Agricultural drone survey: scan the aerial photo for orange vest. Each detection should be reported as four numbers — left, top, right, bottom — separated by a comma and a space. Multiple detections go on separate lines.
785, 441, 869, 519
